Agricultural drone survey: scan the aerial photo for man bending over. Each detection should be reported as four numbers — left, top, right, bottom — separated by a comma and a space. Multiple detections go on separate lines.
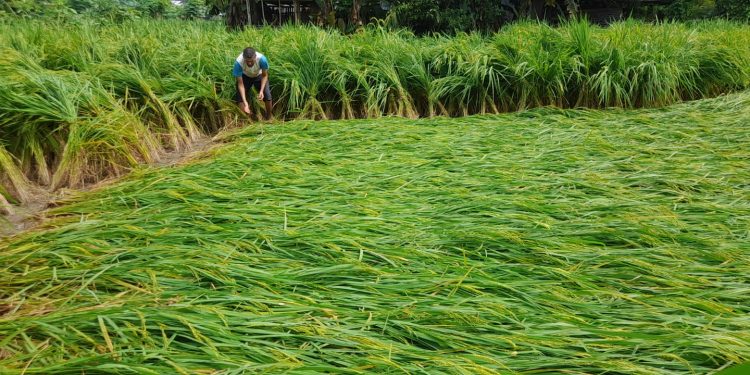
233, 47, 272, 121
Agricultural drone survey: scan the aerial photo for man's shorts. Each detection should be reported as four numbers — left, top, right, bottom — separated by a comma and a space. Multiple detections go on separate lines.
234, 74, 272, 102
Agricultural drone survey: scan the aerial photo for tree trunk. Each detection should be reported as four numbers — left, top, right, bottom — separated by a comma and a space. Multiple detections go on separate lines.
250, 0, 252, 23
323, 0, 334, 26
226, 0, 247, 29
294, 0, 300, 23
226, 0, 262, 28
351, 0, 361, 27
565, 0, 579, 17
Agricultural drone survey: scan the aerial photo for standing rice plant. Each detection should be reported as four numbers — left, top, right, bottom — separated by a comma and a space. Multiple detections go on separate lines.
0, 37, 164, 195
690, 20, 750, 96
491, 21, 572, 111
349, 26, 419, 118
563, 18, 611, 107
2, 17, 750, 201
327, 56, 362, 119
601, 21, 694, 108
0, 50, 80, 187
271, 26, 342, 120
92, 63, 189, 151
51, 78, 159, 188
160, 74, 225, 139
148, 20, 239, 132
38, 22, 107, 73
403, 47, 445, 117
431, 32, 504, 115
0, 145, 32, 203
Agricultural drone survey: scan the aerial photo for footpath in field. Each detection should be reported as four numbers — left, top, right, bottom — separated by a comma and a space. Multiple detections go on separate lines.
1, 93, 749, 373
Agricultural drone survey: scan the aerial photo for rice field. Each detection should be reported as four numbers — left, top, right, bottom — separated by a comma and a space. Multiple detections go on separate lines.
2, 18, 750, 202
1, 90, 749, 373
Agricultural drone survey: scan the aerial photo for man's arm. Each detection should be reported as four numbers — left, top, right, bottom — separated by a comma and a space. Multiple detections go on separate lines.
233, 61, 250, 113
258, 70, 268, 101
257, 56, 270, 101
237, 76, 249, 112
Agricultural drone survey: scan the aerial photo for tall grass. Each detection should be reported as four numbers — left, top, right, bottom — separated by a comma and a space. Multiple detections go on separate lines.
1, 18, 750, 201
1, 91, 749, 373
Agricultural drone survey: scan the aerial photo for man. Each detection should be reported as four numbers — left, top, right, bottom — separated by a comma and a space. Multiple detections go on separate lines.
233, 47, 272, 120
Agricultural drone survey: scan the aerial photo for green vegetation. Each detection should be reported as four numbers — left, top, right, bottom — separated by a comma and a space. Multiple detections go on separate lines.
656, 0, 750, 21
2, 4, 748, 374
2, 18, 750, 203
1, 90, 749, 373
716, 0, 750, 21
1, 0, 199, 21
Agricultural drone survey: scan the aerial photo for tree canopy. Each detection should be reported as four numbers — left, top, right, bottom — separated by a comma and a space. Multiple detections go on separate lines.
1, 0, 748, 31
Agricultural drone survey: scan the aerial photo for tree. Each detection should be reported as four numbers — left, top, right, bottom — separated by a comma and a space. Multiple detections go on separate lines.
351, 0, 361, 27
716, 0, 750, 20
181, 0, 207, 19
225, 0, 276, 28
317, 0, 335, 26
204, 0, 231, 16
1, 0, 71, 17
388, 0, 514, 34
137, 0, 173, 17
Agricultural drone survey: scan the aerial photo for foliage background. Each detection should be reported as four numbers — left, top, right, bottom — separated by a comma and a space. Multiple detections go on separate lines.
2, 0, 748, 31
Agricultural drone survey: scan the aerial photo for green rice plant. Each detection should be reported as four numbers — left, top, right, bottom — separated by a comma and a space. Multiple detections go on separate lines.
0, 42, 164, 194
1, 17, 750, 201
269, 25, 342, 119
403, 48, 444, 117
160, 74, 227, 138
563, 18, 618, 108
52, 102, 158, 189
326, 54, 362, 119
601, 21, 693, 108
0, 50, 81, 186
38, 23, 107, 73
431, 32, 504, 115
690, 20, 750, 95
0, 145, 32, 203
0, 91, 749, 373
92, 63, 189, 151
491, 21, 572, 111
349, 26, 419, 118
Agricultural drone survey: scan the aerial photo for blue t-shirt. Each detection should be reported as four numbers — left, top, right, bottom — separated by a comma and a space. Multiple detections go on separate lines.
232, 55, 269, 78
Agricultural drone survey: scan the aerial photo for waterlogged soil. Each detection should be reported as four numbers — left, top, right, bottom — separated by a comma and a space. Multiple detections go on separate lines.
0, 134, 222, 237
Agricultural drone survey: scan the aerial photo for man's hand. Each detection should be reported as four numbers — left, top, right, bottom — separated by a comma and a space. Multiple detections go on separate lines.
257, 91, 264, 101
241, 102, 251, 114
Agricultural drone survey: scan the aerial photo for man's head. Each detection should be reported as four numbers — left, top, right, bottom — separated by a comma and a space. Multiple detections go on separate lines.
242, 47, 257, 66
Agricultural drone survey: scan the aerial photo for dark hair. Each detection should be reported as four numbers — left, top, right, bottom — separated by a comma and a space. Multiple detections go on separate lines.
242, 47, 256, 59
